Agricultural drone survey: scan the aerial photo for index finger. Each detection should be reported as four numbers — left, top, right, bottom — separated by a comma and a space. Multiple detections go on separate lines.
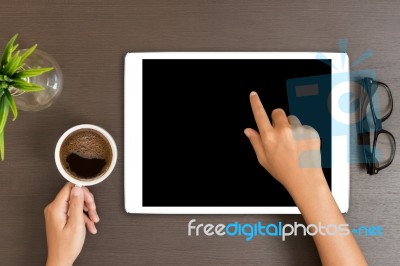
249, 91, 272, 135
82, 187, 100, 223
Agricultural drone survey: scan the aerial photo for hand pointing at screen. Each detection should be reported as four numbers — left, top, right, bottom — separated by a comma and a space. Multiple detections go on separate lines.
244, 91, 323, 190
244, 91, 367, 266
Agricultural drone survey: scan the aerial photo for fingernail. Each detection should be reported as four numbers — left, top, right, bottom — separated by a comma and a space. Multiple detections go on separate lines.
93, 228, 98, 234
73, 187, 82, 197
250, 91, 257, 96
95, 215, 100, 223
244, 129, 250, 137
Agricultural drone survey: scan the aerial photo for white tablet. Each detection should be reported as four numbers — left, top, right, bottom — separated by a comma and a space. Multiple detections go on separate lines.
124, 52, 350, 214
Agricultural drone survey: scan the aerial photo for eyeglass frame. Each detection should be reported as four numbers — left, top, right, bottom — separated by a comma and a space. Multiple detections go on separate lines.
359, 77, 396, 175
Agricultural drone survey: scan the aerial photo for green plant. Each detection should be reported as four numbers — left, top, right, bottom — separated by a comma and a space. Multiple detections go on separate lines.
0, 34, 53, 160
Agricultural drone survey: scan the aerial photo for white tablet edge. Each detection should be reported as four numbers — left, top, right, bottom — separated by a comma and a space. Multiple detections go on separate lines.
331, 53, 350, 213
124, 52, 350, 214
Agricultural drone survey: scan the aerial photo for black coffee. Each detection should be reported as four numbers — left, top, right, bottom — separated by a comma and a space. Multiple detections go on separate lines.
66, 153, 106, 178
60, 129, 112, 180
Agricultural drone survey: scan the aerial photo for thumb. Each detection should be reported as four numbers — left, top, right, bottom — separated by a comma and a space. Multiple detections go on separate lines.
67, 186, 85, 229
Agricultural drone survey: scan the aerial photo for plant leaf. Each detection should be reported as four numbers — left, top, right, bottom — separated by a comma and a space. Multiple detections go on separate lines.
9, 54, 23, 76
0, 75, 12, 82
23, 83, 45, 91
19, 44, 37, 64
0, 92, 10, 134
10, 44, 19, 55
3, 89, 17, 121
1, 34, 18, 67
0, 129, 4, 160
10, 78, 31, 89
0, 81, 9, 90
3, 51, 20, 75
11, 79, 44, 92
13, 67, 53, 79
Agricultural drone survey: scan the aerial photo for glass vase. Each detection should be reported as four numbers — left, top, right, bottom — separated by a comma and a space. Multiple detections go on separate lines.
11, 49, 63, 111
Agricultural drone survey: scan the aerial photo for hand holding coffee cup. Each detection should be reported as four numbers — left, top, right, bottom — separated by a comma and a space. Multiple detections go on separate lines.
55, 124, 117, 186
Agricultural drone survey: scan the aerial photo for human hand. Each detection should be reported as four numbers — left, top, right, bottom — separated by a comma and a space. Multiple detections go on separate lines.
244, 91, 325, 193
44, 183, 100, 266
244, 92, 368, 265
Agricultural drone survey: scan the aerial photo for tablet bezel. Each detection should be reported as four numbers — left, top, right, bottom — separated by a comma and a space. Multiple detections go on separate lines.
124, 52, 350, 214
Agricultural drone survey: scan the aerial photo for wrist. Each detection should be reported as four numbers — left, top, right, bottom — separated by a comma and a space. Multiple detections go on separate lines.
46, 255, 73, 266
285, 170, 338, 225
284, 169, 329, 202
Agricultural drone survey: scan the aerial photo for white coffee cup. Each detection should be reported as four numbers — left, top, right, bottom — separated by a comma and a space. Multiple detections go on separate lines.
55, 124, 117, 186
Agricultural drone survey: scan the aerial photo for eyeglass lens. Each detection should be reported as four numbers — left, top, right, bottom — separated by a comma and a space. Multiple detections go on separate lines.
374, 131, 396, 169
361, 78, 395, 174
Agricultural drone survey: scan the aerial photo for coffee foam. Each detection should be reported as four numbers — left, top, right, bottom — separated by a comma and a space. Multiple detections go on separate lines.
61, 129, 110, 159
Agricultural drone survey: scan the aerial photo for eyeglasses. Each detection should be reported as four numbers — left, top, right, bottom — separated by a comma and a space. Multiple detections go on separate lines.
359, 78, 396, 175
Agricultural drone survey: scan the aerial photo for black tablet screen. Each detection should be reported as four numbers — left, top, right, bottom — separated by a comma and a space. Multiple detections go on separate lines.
142, 59, 331, 207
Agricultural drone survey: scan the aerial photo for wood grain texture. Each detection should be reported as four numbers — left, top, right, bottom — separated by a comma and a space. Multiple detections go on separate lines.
0, 0, 399, 265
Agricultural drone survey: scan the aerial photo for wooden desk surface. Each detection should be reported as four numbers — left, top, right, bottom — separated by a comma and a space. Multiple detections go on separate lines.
1, 1, 399, 265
